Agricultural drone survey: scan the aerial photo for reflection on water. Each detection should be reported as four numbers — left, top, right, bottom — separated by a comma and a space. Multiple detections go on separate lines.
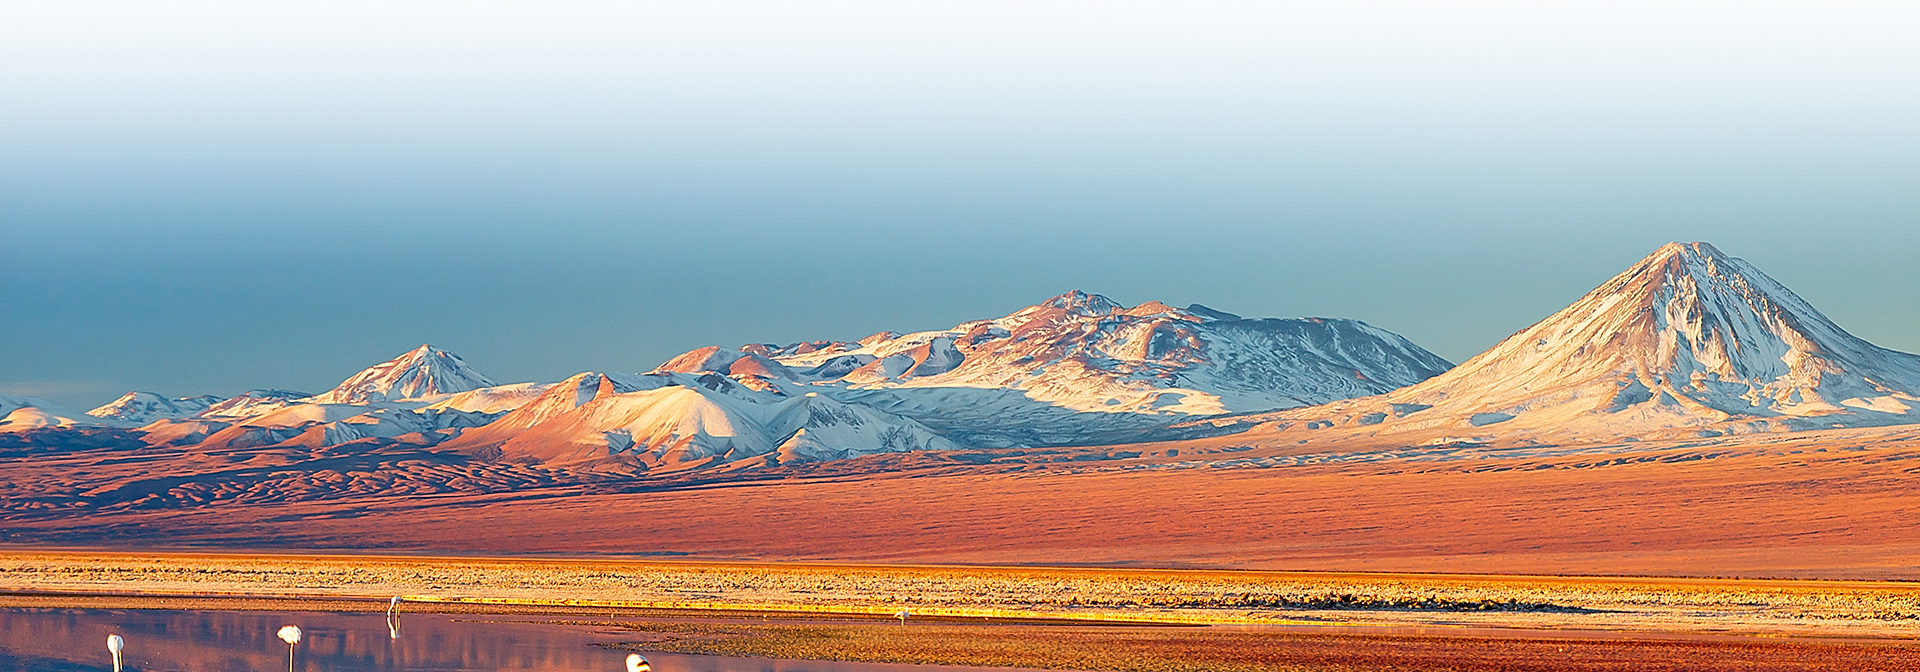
0, 608, 1025, 672
386, 599, 401, 641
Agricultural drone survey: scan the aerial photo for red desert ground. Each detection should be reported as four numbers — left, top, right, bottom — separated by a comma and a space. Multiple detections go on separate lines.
7, 242, 1920, 671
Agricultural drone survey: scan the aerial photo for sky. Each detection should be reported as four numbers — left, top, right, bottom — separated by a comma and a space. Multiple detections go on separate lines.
4, 1, 1919, 409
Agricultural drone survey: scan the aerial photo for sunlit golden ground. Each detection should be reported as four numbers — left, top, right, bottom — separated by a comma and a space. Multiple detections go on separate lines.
6, 553, 1920, 671
6, 552, 1920, 637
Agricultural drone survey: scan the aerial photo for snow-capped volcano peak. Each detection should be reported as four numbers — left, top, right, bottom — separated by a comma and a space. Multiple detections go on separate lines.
1435, 240, 1915, 417
1241, 242, 1920, 440
306, 344, 497, 404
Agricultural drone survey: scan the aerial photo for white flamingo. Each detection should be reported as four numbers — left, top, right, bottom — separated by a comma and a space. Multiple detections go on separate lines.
107, 634, 124, 672
626, 653, 651, 672
894, 608, 909, 623
278, 625, 302, 672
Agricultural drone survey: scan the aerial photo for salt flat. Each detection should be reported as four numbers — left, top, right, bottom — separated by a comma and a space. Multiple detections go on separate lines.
5, 544, 1920, 638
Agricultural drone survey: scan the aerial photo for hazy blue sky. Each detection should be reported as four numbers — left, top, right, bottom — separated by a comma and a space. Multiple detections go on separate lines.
4, 1, 1918, 409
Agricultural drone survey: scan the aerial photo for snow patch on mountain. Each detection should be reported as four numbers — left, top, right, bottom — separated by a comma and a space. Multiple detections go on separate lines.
0, 394, 103, 432
185, 401, 502, 451
440, 371, 955, 471
198, 389, 312, 419
10, 295, 1451, 470
416, 382, 558, 414
659, 291, 1452, 447
759, 290, 1448, 414
87, 392, 220, 424
306, 345, 496, 404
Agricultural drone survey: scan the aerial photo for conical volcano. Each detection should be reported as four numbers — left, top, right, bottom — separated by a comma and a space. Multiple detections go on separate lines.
306, 345, 497, 404
1238, 242, 1920, 440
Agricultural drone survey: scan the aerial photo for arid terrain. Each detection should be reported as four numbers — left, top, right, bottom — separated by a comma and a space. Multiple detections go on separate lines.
6, 423, 1920, 579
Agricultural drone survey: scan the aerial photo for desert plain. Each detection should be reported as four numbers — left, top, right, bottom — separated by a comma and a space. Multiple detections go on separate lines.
6, 422, 1920, 577
8, 421, 1920, 670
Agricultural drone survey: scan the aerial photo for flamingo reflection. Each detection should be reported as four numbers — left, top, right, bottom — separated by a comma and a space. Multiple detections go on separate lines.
387, 597, 402, 639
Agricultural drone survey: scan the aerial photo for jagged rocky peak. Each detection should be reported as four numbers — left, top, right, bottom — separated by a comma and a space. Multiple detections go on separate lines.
86, 392, 220, 424
1040, 290, 1124, 316
306, 344, 497, 404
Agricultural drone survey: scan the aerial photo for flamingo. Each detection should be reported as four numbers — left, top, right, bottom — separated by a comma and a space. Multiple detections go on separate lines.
626, 653, 651, 672
387, 597, 402, 639
107, 634, 124, 672
278, 625, 302, 672
894, 608, 909, 623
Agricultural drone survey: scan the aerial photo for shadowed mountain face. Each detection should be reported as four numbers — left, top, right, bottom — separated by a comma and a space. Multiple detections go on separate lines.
1203, 242, 1920, 442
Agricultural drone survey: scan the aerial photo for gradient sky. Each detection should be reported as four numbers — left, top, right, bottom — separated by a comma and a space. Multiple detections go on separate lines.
5, 1, 1919, 409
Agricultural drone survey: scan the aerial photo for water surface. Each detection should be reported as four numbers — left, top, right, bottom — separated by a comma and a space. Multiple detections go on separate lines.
0, 608, 1024, 672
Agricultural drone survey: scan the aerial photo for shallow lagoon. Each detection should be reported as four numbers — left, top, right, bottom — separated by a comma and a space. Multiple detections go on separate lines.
0, 608, 1024, 672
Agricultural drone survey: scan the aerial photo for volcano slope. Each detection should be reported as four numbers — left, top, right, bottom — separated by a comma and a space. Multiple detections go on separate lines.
1188, 241, 1920, 444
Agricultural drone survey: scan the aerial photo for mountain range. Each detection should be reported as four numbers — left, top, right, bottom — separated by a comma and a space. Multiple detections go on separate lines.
6, 242, 1919, 476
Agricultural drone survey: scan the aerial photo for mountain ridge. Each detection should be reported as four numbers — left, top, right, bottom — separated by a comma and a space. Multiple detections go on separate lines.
0, 293, 1455, 472
12, 246, 1920, 476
